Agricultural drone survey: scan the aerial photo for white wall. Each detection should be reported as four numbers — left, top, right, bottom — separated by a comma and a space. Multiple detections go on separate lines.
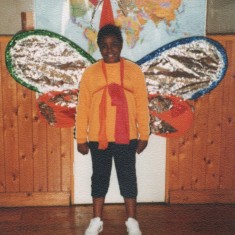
0, 0, 33, 35
207, 0, 235, 34
73, 135, 166, 204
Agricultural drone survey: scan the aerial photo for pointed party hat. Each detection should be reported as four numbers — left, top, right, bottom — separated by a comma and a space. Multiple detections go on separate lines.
99, 0, 115, 29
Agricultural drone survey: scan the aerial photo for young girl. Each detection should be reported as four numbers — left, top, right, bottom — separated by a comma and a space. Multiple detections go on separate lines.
76, 24, 149, 235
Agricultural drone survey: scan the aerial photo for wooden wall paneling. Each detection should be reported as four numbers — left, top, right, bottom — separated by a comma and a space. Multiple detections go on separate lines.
17, 84, 34, 192
168, 35, 235, 203
70, 131, 75, 204
0, 35, 72, 206
47, 126, 62, 192
170, 189, 235, 204
219, 40, 235, 190
229, 39, 235, 190
166, 138, 179, 202
61, 128, 73, 193
191, 95, 209, 190
21, 12, 34, 31
178, 130, 194, 191
0, 39, 6, 193
32, 93, 48, 192
1, 38, 20, 193
205, 81, 223, 189
0, 192, 70, 207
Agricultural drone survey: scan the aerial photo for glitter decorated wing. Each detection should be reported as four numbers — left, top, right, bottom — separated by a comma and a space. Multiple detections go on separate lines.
147, 94, 194, 137
137, 36, 227, 100
5, 29, 96, 93
137, 37, 228, 137
5, 30, 96, 127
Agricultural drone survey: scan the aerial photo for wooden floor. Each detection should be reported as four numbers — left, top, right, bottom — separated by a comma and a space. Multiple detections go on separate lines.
0, 204, 234, 235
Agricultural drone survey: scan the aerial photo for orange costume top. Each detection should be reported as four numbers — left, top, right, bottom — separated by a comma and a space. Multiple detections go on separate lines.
76, 58, 149, 147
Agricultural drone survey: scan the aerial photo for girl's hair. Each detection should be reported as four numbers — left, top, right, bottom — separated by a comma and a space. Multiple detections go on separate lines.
97, 24, 123, 45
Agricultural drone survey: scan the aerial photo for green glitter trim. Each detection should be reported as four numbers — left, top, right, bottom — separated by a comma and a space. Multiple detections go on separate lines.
5, 29, 96, 93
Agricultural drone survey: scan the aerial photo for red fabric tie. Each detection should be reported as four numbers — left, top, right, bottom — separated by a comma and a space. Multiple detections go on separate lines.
98, 59, 130, 149
98, 87, 108, 149
108, 83, 129, 145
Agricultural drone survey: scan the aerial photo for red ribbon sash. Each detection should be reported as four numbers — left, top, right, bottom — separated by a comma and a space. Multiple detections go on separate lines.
98, 59, 130, 149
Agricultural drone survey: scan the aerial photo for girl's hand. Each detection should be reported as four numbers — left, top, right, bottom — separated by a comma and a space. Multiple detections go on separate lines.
77, 143, 89, 155
136, 140, 148, 154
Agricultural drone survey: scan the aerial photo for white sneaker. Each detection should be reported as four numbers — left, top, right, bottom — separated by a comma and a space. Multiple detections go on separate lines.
85, 217, 103, 235
125, 218, 142, 235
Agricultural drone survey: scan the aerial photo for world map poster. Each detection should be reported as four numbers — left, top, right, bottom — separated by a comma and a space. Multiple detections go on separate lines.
35, 0, 206, 62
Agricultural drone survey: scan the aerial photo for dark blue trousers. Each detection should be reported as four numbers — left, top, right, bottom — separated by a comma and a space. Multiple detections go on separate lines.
89, 140, 138, 198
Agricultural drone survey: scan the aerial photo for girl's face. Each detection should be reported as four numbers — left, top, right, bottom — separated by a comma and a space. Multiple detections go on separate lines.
98, 34, 123, 63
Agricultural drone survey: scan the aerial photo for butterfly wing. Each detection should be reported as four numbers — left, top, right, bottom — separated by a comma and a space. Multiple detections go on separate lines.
5, 29, 96, 127
137, 36, 228, 137
137, 36, 228, 100
148, 94, 194, 138
5, 29, 96, 93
